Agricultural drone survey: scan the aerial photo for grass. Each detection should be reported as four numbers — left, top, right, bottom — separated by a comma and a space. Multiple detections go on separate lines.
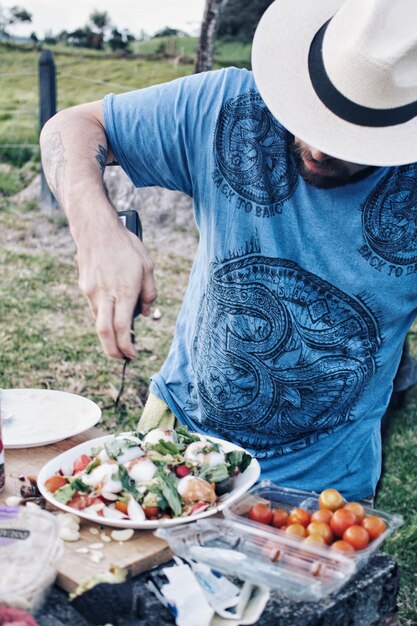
0, 37, 251, 165
376, 389, 417, 625
0, 199, 192, 431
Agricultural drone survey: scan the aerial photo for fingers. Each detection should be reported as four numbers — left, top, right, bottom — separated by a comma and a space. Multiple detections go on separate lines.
113, 299, 137, 360
77, 228, 157, 360
95, 295, 125, 359
140, 258, 157, 317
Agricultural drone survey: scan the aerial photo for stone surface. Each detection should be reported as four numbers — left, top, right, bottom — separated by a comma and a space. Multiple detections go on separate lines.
35, 552, 399, 626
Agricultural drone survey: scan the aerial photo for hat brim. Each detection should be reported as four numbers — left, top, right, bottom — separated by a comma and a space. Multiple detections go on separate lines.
252, 0, 417, 166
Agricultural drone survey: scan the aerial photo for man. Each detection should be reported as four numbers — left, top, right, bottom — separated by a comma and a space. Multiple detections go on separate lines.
40, 0, 417, 501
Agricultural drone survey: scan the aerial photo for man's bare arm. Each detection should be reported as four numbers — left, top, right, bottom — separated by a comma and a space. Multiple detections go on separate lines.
40, 101, 157, 359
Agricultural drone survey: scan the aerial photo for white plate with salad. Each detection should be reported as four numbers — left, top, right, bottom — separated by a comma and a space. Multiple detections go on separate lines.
37, 426, 261, 529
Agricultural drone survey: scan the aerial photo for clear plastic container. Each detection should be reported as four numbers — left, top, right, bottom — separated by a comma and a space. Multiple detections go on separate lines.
223, 480, 404, 567
0, 505, 63, 612
155, 517, 356, 601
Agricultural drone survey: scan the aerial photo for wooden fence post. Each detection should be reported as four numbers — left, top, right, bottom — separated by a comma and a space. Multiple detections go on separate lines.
38, 49, 57, 211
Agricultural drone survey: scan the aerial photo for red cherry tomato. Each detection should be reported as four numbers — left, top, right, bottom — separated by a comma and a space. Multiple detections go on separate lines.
248, 503, 273, 525
343, 502, 366, 522
175, 465, 190, 478
331, 540, 355, 553
285, 523, 307, 538
318, 488, 344, 511
303, 534, 326, 545
288, 507, 311, 527
306, 521, 333, 544
330, 508, 357, 537
343, 525, 370, 550
271, 508, 289, 528
361, 515, 387, 540
311, 508, 333, 524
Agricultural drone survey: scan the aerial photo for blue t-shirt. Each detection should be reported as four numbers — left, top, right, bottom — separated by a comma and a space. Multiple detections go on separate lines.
103, 68, 417, 501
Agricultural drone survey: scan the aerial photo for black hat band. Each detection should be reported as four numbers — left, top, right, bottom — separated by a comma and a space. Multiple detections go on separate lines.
308, 20, 417, 127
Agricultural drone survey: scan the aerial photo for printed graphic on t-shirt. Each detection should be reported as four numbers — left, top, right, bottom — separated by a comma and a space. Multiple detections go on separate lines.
188, 255, 381, 457
212, 92, 298, 215
358, 164, 417, 278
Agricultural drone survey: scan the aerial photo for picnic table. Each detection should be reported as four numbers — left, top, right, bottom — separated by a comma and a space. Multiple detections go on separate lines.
1, 429, 400, 626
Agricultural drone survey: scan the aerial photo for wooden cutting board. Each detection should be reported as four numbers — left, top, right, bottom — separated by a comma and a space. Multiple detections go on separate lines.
0, 428, 172, 593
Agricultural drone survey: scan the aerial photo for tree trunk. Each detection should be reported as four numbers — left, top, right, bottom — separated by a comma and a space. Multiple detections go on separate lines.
194, 0, 225, 73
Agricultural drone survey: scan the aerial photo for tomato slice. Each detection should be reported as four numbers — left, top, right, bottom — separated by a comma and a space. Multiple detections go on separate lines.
67, 494, 102, 510
115, 500, 129, 515
45, 475, 68, 493
73, 454, 93, 474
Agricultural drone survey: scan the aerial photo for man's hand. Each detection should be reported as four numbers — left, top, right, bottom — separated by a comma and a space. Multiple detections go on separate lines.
39, 100, 157, 360
76, 222, 156, 360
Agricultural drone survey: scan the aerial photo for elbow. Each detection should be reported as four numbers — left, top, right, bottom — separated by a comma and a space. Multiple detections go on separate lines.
40, 108, 71, 142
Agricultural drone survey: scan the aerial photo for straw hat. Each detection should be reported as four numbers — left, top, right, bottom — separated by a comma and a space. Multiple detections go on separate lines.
252, 0, 417, 166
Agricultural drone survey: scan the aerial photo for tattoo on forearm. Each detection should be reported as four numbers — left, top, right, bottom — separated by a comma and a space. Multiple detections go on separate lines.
41, 131, 66, 206
95, 144, 107, 173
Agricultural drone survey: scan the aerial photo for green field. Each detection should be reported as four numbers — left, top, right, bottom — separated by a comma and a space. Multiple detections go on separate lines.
0, 37, 251, 166
0, 39, 416, 625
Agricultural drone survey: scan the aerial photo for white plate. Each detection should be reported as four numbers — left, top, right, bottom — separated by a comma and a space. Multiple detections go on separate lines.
37, 433, 261, 529
1, 389, 101, 448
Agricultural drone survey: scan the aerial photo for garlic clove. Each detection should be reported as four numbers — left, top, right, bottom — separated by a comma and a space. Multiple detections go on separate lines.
59, 526, 80, 542
110, 528, 134, 542
5, 496, 22, 507
89, 551, 104, 563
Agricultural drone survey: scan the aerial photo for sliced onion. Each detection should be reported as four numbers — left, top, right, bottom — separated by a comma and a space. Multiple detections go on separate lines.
83, 501, 105, 514
102, 506, 127, 520
98, 449, 110, 462
127, 496, 146, 521
117, 446, 144, 465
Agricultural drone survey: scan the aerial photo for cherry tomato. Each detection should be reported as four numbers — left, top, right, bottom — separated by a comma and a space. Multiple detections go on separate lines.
343, 525, 370, 550
248, 503, 273, 525
73, 454, 93, 474
318, 488, 344, 511
271, 508, 289, 528
45, 475, 68, 493
331, 540, 355, 553
285, 523, 307, 538
330, 508, 357, 536
311, 508, 333, 524
288, 507, 311, 527
303, 534, 326, 545
306, 521, 333, 544
361, 515, 387, 540
343, 502, 366, 522
175, 465, 190, 478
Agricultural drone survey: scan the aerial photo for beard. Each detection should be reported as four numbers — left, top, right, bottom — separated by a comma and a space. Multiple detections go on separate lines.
292, 139, 375, 189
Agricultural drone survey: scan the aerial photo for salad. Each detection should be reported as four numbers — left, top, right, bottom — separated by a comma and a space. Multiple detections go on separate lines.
43, 427, 252, 522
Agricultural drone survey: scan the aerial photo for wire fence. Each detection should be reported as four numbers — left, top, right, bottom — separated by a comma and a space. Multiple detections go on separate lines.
0, 49, 155, 168
0, 40, 197, 180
